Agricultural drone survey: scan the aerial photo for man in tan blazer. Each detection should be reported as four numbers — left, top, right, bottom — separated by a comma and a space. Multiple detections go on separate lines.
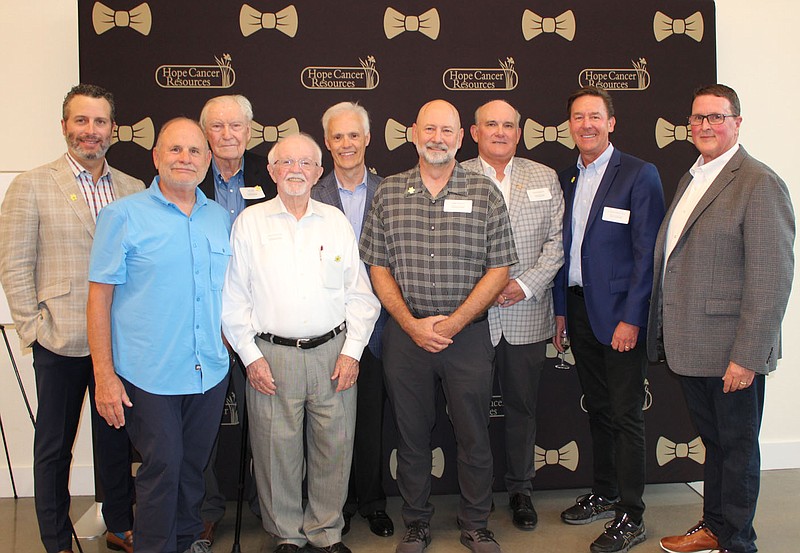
0, 84, 144, 553
648, 84, 794, 553
461, 99, 564, 533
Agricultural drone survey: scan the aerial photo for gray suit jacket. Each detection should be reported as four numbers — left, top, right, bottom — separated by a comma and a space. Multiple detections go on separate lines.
311, 169, 388, 357
462, 157, 564, 345
647, 146, 795, 376
0, 155, 145, 356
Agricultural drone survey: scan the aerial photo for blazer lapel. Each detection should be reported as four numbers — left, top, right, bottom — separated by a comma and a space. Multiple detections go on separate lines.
53, 160, 96, 237
585, 149, 620, 234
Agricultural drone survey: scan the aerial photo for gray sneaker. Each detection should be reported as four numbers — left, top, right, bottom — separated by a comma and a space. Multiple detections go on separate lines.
396, 521, 431, 553
183, 540, 212, 553
459, 528, 501, 553
561, 493, 618, 525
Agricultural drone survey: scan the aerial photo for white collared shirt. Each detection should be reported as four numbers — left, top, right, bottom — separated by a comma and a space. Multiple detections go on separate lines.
478, 156, 513, 207
664, 143, 740, 262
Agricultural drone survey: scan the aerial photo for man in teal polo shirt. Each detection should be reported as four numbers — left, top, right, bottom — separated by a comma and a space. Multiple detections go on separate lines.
87, 118, 232, 553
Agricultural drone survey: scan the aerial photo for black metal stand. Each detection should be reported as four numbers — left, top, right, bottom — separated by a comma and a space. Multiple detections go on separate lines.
230, 353, 249, 553
0, 324, 82, 553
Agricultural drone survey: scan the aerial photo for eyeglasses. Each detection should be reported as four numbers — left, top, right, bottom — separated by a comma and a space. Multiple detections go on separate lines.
687, 113, 737, 126
272, 158, 319, 170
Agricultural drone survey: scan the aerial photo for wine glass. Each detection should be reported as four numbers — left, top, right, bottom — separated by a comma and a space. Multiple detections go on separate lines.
555, 328, 571, 370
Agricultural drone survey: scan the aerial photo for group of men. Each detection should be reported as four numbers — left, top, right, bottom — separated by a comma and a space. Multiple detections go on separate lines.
0, 81, 792, 553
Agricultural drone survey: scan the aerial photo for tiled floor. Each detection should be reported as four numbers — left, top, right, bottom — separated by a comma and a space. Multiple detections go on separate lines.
2, 470, 797, 552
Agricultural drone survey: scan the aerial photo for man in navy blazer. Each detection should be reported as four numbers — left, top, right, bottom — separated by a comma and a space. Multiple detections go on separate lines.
553, 87, 665, 553
197, 94, 276, 541
311, 101, 393, 539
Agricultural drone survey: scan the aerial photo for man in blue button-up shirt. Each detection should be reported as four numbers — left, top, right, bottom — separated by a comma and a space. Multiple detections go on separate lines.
88, 117, 232, 553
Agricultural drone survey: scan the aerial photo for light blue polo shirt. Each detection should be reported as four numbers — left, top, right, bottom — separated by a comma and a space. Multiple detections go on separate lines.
89, 179, 232, 395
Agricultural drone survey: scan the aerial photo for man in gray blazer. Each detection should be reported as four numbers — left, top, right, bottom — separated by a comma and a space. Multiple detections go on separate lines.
311, 101, 394, 538
648, 84, 794, 553
0, 84, 143, 553
461, 100, 564, 532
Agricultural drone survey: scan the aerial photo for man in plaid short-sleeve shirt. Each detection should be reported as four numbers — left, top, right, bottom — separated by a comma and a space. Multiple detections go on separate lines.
359, 99, 517, 553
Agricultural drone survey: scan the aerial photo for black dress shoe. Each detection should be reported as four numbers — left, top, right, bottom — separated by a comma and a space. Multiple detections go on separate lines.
364, 510, 394, 537
342, 512, 352, 536
509, 493, 538, 531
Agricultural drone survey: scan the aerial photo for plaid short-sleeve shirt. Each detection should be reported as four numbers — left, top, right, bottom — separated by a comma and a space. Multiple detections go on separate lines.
359, 163, 518, 317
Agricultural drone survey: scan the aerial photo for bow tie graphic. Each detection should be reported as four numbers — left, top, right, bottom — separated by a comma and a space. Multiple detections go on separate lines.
522, 9, 575, 41
112, 117, 154, 150
656, 436, 705, 466
390, 447, 445, 479
655, 118, 693, 149
92, 2, 152, 36
545, 342, 575, 365
384, 7, 440, 40
653, 11, 704, 42
534, 441, 579, 472
248, 118, 300, 149
240, 4, 298, 38
523, 119, 574, 150
385, 118, 413, 151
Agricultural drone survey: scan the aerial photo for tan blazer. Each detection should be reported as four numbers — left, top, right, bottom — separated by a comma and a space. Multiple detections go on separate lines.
461, 157, 565, 346
647, 146, 795, 376
0, 155, 144, 356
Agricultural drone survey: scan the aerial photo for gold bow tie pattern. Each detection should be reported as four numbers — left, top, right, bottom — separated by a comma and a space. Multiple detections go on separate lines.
384, 7, 440, 40
656, 436, 705, 466
653, 11, 704, 42
112, 117, 154, 150
390, 447, 445, 479
534, 441, 579, 472
385, 119, 414, 151
248, 118, 300, 149
240, 4, 298, 38
92, 2, 152, 36
521, 9, 575, 41
545, 342, 575, 365
523, 119, 574, 150
655, 118, 693, 149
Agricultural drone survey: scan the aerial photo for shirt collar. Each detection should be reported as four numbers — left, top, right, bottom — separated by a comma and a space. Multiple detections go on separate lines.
65, 152, 111, 179
689, 142, 740, 177
334, 167, 368, 191
264, 195, 322, 219
148, 176, 209, 207
212, 157, 244, 182
576, 143, 614, 172
478, 156, 513, 181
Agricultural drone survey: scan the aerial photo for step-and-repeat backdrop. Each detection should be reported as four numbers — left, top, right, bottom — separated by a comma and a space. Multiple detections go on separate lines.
80, 0, 714, 495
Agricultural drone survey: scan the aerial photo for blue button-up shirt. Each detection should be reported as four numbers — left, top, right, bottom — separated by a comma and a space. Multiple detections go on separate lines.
212, 158, 247, 223
89, 180, 232, 395
335, 168, 368, 239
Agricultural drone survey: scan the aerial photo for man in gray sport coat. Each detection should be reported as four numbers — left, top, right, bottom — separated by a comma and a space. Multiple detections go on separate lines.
648, 84, 794, 553
461, 99, 564, 532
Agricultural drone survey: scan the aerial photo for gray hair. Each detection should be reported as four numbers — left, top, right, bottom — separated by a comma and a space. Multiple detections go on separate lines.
267, 132, 323, 165
199, 95, 254, 130
321, 101, 370, 136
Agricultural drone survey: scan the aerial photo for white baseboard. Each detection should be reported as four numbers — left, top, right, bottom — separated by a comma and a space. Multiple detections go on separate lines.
761, 440, 800, 470
0, 463, 95, 498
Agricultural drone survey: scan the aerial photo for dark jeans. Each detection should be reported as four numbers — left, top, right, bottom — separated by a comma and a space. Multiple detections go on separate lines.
566, 289, 647, 522
680, 374, 765, 553
382, 317, 495, 530
32, 342, 134, 553
344, 345, 388, 517
495, 336, 546, 496
123, 375, 228, 553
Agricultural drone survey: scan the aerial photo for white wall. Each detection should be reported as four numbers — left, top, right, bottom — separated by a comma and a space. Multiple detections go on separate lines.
1, 1, 798, 498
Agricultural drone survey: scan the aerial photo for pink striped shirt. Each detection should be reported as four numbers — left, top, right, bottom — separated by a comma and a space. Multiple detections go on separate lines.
65, 153, 116, 220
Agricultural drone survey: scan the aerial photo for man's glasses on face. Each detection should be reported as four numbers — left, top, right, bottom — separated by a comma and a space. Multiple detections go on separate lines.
687, 113, 737, 126
272, 158, 319, 170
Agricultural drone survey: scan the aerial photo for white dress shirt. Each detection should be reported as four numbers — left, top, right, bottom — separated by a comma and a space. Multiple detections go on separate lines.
664, 143, 740, 262
222, 196, 380, 367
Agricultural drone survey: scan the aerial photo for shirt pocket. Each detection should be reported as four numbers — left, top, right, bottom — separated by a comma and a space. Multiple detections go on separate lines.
320, 250, 345, 290
207, 237, 231, 290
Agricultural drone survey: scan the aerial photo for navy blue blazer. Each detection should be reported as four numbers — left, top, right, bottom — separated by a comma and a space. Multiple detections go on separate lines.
199, 150, 276, 208
553, 147, 665, 345
311, 169, 388, 358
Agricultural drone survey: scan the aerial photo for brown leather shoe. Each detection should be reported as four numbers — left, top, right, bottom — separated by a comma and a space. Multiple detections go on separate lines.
660, 521, 718, 552
106, 530, 134, 553
200, 520, 219, 544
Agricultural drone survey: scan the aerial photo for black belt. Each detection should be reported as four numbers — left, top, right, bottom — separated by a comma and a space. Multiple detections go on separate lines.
569, 285, 584, 297
258, 322, 346, 349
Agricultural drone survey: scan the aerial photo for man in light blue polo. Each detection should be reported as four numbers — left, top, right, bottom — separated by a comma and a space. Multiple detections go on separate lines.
87, 118, 232, 553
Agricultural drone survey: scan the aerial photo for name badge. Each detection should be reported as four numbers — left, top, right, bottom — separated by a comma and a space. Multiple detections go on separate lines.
443, 199, 473, 213
240, 186, 266, 200
527, 188, 552, 202
602, 206, 630, 224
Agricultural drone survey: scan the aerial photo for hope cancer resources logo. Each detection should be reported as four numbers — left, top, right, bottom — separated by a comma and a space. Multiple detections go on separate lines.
443, 57, 518, 91
578, 58, 650, 91
301, 56, 379, 90
156, 54, 236, 89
